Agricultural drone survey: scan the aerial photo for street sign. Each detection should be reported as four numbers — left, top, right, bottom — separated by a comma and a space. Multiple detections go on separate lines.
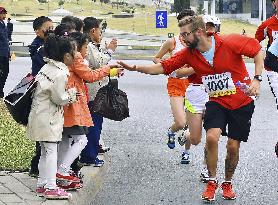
156, 10, 167, 28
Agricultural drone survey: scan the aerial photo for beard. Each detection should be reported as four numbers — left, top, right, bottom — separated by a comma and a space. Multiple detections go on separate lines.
186, 33, 199, 49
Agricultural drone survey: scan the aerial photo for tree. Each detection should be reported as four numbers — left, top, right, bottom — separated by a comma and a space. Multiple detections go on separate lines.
196, 3, 205, 15
174, 0, 190, 13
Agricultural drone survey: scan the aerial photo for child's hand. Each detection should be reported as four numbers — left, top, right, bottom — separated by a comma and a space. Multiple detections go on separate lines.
109, 67, 124, 77
107, 38, 117, 51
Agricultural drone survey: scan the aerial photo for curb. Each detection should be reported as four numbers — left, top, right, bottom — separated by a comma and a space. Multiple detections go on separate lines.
0, 155, 109, 205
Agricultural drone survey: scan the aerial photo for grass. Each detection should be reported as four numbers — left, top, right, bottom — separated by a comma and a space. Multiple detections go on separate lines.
0, 100, 35, 171
1, 0, 258, 37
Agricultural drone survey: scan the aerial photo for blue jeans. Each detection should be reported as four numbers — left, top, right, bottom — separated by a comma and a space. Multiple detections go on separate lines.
80, 101, 103, 164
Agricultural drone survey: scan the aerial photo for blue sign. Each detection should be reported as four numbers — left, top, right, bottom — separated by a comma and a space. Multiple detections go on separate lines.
156, 10, 167, 28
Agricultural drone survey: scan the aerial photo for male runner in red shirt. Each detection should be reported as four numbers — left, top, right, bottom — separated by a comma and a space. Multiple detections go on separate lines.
118, 15, 264, 202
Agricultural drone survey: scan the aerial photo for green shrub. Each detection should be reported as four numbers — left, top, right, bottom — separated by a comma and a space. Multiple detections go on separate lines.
0, 100, 35, 171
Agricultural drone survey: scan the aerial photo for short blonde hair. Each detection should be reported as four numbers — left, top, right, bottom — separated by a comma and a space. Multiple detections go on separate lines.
178, 15, 206, 31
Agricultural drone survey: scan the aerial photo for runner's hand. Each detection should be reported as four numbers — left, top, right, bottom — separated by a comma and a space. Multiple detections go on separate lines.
117, 61, 137, 71
246, 79, 260, 96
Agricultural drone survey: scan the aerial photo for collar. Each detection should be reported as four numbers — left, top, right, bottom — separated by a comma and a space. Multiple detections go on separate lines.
191, 33, 222, 55
44, 58, 70, 76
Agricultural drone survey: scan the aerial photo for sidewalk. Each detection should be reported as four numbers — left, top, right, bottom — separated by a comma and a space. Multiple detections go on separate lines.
0, 155, 109, 205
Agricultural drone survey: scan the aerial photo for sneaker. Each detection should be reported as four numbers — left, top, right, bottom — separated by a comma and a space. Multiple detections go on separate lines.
58, 182, 83, 191
180, 152, 190, 164
99, 144, 110, 154
167, 128, 175, 149
200, 171, 210, 183
177, 125, 189, 146
36, 187, 46, 197
43, 188, 72, 200
56, 173, 80, 183
201, 180, 218, 202
94, 158, 104, 167
220, 181, 236, 200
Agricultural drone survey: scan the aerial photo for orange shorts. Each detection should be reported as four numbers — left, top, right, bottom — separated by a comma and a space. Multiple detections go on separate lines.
167, 77, 189, 97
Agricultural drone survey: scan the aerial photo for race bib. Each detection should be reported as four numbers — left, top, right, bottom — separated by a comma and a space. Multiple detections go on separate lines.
202, 72, 236, 97
272, 30, 278, 41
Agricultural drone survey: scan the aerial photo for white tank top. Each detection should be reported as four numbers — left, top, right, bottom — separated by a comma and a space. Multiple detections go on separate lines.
169, 36, 186, 78
172, 36, 185, 55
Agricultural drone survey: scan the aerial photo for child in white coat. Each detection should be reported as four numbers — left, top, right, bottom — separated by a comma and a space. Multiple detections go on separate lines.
27, 33, 78, 200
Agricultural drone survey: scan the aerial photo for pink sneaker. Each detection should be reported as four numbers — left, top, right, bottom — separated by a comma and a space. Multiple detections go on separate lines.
43, 188, 72, 200
36, 187, 46, 197
56, 173, 80, 183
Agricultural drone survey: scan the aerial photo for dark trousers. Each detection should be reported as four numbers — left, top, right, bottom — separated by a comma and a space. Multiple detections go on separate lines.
0, 56, 9, 97
80, 102, 103, 163
8, 32, 12, 41
30, 142, 41, 173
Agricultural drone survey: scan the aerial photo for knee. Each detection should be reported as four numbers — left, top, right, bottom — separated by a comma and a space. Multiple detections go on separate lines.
206, 134, 218, 148
226, 141, 240, 155
79, 137, 88, 148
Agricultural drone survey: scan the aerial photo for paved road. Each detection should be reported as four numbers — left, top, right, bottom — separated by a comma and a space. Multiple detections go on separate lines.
4, 59, 278, 205
91, 61, 278, 205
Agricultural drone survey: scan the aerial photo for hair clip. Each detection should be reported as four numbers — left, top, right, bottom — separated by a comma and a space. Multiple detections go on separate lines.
64, 32, 68, 36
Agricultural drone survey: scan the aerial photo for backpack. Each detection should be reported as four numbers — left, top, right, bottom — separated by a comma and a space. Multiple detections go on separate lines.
4, 73, 37, 126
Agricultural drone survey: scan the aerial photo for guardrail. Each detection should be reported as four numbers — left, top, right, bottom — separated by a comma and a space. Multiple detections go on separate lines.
9, 41, 25, 46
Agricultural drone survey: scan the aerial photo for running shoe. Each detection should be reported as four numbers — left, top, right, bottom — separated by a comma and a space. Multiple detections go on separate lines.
200, 170, 210, 183
167, 128, 175, 149
177, 125, 189, 146
180, 151, 190, 164
36, 187, 46, 197
201, 180, 218, 202
220, 181, 236, 200
99, 144, 110, 154
43, 188, 72, 200
94, 158, 105, 167
56, 173, 81, 183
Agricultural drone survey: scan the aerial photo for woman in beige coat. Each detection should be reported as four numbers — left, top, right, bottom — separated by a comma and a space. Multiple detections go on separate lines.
27, 34, 77, 200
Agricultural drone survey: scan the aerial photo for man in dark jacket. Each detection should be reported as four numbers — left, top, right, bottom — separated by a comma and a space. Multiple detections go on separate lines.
0, 7, 9, 98
7, 17, 13, 41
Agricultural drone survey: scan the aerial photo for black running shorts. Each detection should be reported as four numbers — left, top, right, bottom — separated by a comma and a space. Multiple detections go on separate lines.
203, 101, 255, 142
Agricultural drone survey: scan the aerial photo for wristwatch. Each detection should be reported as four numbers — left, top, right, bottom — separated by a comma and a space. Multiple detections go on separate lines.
254, 75, 262, 82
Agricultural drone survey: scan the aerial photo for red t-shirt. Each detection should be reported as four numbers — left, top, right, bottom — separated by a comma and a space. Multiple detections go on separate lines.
255, 15, 278, 47
161, 34, 261, 110
255, 15, 278, 71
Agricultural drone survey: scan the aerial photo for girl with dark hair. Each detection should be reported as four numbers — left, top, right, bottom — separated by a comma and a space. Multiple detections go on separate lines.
27, 33, 78, 200
56, 31, 122, 190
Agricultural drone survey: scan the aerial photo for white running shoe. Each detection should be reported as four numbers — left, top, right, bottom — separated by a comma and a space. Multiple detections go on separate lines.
177, 125, 189, 146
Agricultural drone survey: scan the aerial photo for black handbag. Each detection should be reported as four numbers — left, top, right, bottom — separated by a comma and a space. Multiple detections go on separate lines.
93, 78, 129, 121
4, 73, 37, 126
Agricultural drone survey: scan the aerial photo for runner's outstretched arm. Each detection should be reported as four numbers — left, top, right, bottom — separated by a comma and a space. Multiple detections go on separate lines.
117, 61, 164, 75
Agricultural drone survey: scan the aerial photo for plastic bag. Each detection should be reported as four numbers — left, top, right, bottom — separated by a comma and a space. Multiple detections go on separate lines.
4, 73, 37, 125
93, 78, 129, 121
